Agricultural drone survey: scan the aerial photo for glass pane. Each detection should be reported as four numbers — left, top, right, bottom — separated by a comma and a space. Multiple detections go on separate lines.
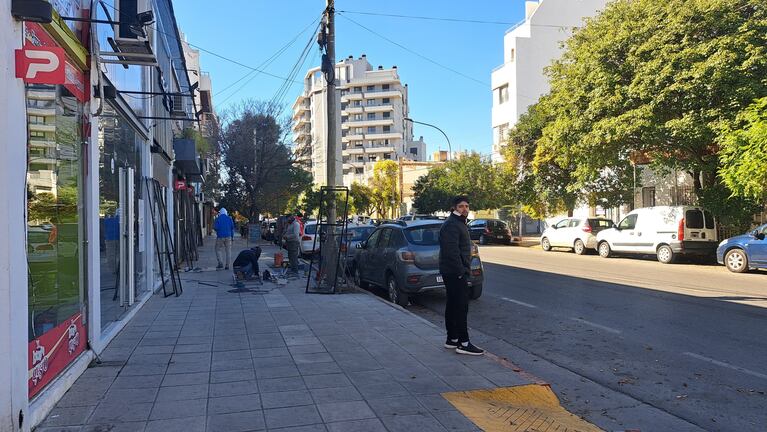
685, 210, 704, 229
404, 225, 442, 245
27, 84, 83, 341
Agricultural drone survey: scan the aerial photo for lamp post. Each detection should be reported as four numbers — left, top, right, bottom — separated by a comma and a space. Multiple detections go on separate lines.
403, 117, 452, 161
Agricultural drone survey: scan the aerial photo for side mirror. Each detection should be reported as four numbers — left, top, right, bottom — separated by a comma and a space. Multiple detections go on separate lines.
551, 225, 558, 230
357, 242, 365, 249
754, 231, 766, 241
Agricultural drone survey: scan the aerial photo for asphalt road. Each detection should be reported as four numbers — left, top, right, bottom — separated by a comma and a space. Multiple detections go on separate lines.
408, 245, 767, 431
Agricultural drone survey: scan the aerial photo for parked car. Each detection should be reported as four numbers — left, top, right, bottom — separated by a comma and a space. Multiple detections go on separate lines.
353, 221, 484, 307
468, 219, 517, 245
596, 206, 718, 264
299, 221, 321, 256
397, 214, 442, 222
540, 217, 614, 255
716, 224, 767, 273
340, 225, 377, 273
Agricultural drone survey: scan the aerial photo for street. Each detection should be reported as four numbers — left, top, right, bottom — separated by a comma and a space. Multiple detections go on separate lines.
407, 245, 767, 431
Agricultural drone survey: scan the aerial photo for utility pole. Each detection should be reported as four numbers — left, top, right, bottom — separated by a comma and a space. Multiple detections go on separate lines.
318, 0, 339, 290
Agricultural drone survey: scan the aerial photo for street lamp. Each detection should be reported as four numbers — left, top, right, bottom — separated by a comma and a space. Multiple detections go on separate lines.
403, 117, 452, 161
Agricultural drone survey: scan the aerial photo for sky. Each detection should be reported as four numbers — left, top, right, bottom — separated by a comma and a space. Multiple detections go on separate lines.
173, 1, 527, 156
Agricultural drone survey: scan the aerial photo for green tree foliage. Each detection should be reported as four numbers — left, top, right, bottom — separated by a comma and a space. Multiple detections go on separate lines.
541, 0, 767, 195
369, 160, 400, 218
220, 101, 312, 219
412, 154, 502, 213
349, 183, 373, 215
719, 97, 767, 200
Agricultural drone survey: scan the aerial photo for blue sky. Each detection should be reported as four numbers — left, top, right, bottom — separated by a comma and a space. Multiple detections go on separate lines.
173, 1, 526, 156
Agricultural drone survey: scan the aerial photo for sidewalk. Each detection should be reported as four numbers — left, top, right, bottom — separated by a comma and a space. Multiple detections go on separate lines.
36, 237, 574, 432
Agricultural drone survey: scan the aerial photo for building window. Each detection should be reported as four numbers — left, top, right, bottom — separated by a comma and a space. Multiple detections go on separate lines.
496, 85, 509, 105
383, 126, 391, 133
382, 112, 391, 118
367, 85, 375, 91
353, 114, 363, 121
384, 139, 390, 145
384, 153, 391, 159
356, 156, 364, 162
353, 100, 362, 107
340, 90, 348, 96
495, 123, 509, 143
368, 155, 377, 162
367, 113, 376, 120
341, 116, 349, 123
410, 147, 418, 155
367, 99, 376, 106
355, 167, 364, 174
382, 84, 390, 90
29, 115, 46, 124
367, 126, 376, 133
353, 86, 362, 92
382, 98, 390, 104
354, 127, 363, 134
30, 130, 46, 138
642, 187, 656, 207
510, 48, 515, 63
354, 141, 363, 148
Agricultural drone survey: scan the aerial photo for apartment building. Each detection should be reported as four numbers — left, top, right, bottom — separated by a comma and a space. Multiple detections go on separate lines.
293, 55, 426, 188
491, 0, 607, 163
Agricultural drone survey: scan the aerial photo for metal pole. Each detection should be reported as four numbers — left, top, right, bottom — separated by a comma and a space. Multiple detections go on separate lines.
404, 117, 452, 160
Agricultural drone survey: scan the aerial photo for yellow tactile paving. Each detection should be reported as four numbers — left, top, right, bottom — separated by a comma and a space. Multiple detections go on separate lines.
443, 384, 603, 432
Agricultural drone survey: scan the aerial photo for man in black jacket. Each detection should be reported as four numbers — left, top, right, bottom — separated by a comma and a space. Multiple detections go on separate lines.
439, 196, 484, 355
233, 247, 262, 280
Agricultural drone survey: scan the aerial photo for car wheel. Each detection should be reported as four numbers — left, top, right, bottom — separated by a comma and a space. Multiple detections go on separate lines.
598, 241, 611, 258
574, 239, 586, 255
725, 249, 749, 273
470, 284, 483, 300
354, 266, 369, 289
657, 244, 676, 264
541, 237, 552, 251
479, 235, 488, 245
387, 275, 409, 307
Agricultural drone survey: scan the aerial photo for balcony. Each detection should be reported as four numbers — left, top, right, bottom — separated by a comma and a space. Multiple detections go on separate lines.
341, 106, 364, 115
29, 123, 56, 133
27, 107, 56, 117
365, 90, 401, 99
340, 93, 364, 103
341, 133, 364, 143
344, 146, 366, 155
364, 104, 394, 113
364, 146, 396, 154
341, 119, 394, 129
294, 129, 311, 142
29, 139, 56, 149
365, 131, 402, 141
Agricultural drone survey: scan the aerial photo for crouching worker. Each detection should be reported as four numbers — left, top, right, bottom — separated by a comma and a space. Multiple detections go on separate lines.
233, 247, 262, 281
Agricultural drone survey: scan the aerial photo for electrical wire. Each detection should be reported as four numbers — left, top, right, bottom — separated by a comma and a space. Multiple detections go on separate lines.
98, 1, 303, 84
337, 10, 517, 25
214, 14, 323, 100
337, 12, 488, 87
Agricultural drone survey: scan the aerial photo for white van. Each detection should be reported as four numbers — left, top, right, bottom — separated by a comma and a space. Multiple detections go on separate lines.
596, 206, 718, 263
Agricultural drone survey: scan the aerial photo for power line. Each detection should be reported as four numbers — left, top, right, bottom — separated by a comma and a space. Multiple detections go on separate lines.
215, 15, 323, 105
99, 1, 303, 84
337, 12, 488, 87
337, 10, 516, 25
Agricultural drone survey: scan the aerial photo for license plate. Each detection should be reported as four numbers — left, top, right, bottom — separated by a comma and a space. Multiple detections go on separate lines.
436, 276, 443, 283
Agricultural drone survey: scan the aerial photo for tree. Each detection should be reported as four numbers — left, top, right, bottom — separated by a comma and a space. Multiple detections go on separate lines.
719, 97, 767, 201
369, 160, 399, 218
411, 154, 503, 213
349, 183, 373, 215
219, 100, 312, 220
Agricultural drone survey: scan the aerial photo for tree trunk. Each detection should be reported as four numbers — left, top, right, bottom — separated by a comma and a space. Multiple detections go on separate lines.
691, 170, 702, 194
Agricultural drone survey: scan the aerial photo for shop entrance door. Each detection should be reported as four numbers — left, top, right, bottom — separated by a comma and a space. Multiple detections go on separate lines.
118, 167, 135, 306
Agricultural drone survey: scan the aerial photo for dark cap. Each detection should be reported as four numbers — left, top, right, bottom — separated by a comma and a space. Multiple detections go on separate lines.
452, 195, 469, 208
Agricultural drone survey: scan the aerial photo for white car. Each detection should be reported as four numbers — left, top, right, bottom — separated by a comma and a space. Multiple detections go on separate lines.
541, 217, 615, 255
596, 206, 718, 264
299, 222, 320, 256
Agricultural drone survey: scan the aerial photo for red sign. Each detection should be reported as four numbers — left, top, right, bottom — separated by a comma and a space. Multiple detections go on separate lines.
22, 23, 87, 103
15, 46, 66, 84
28, 312, 86, 398
174, 180, 187, 191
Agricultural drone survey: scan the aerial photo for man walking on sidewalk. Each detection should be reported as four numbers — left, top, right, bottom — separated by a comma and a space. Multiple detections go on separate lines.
439, 196, 484, 356
283, 214, 301, 275
214, 207, 235, 270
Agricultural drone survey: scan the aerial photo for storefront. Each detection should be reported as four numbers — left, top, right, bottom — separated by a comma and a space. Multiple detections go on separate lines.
23, 21, 89, 401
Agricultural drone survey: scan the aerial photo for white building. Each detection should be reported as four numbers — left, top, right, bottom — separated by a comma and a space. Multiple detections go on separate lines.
491, 0, 608, 163
293, 55, 426, 188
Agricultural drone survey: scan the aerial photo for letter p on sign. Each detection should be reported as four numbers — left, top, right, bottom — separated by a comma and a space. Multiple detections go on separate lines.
16, 46, 66, 84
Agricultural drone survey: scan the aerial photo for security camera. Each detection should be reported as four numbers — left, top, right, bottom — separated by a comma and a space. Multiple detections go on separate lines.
136, 10, 154, 25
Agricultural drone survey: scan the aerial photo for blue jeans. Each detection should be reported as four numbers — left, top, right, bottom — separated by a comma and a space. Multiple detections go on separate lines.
233, 263, 254, 279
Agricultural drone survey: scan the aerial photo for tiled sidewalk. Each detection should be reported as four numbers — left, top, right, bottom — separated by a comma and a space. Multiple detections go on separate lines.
36, 239, 530, 432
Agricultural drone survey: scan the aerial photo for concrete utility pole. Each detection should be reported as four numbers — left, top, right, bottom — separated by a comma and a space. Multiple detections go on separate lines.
325, 0, 337, 193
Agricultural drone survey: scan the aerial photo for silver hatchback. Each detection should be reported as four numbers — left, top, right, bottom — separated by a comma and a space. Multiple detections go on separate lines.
354, 221, 484, 307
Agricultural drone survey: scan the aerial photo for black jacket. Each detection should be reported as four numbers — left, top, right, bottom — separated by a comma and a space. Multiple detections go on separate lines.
439, 213, 472, 277
233, 247, 261, 271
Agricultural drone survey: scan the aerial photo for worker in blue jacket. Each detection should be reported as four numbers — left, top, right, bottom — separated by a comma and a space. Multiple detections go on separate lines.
214, 208, 235, 269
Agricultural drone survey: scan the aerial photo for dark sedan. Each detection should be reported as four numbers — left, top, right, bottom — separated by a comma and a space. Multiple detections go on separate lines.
354, 221, 484, 307
468, 218, 516, 245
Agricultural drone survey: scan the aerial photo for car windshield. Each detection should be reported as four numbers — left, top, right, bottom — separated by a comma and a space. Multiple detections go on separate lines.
404, 224, 441, 245
468, 220, 486, 227
589, 219, 614, 229
347, 227, 375, 241
304, 224, 317, 235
